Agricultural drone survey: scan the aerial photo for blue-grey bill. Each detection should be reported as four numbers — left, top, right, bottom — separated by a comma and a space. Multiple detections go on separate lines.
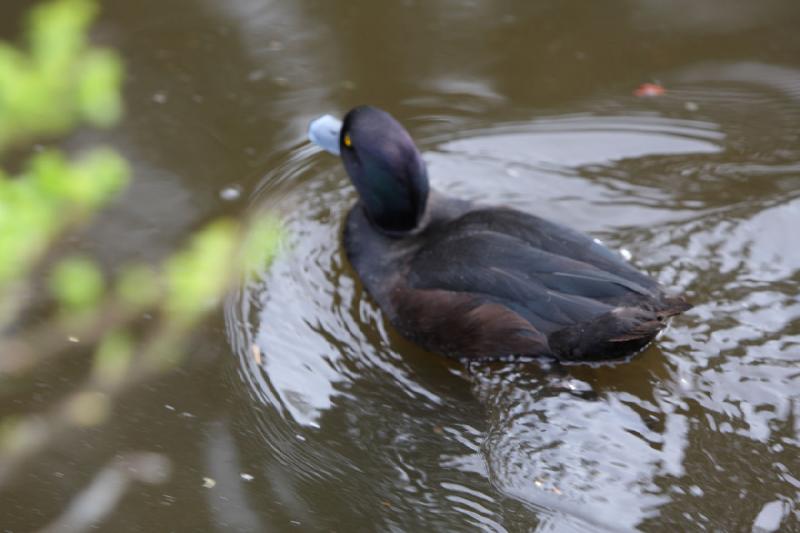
308, 114, 342, 156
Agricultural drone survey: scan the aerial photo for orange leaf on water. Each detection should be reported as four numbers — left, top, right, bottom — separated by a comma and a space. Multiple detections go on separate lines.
634, 83, 666, 97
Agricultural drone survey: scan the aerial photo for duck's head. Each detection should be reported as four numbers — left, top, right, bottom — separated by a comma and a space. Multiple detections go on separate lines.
309, 106, 429, 234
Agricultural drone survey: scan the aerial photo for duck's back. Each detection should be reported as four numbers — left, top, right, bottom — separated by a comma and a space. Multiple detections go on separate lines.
345, 198, 690, 362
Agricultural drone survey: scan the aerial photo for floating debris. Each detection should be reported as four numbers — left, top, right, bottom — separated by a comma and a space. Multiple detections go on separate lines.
633, 83, 666, 97
67, 336, 80, 343
202, 477, 216, 489
240, 473, 254, 481
247, 69, 266, 82
251, 343, 262, 365
220, 186, 242, 201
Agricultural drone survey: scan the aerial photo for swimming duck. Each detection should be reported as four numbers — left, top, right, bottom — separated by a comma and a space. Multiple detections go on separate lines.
308, 106, 691, 362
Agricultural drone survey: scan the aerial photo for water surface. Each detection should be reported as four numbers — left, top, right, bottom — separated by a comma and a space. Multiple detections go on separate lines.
2, 0, 800, 531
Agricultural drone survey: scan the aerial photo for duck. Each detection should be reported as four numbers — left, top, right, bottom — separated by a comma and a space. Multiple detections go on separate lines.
308, 106, 691, 362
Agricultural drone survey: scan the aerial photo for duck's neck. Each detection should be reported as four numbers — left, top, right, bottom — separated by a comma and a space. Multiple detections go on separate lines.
357, 164, 429, 235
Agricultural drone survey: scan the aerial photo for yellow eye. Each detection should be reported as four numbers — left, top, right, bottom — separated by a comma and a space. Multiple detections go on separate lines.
344, 133, 352, 148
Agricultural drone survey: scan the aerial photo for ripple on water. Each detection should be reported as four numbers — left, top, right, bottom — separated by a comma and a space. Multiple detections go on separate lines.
225, 66, 800, 530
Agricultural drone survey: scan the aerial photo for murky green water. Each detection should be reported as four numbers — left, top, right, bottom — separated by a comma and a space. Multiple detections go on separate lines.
3, 0, 800, 531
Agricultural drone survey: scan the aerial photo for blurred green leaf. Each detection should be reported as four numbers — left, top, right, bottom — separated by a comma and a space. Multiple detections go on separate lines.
93, 330, 133, 387
242, 214, 282, 274
0, 148, 128, 296
71, 148, 129, 208
0, 176, 56, 287
25, 147, 128, 212
164, 220, 238, 325
116, 265, 160, 310
0, 0, 122, 151
28, 0, 94, 71
0, 0, 287, 477
78, 49, 123, 127
0, 0, 128, 297
49, 256, 104, 312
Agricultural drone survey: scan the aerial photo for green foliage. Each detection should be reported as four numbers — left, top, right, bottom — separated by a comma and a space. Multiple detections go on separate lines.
160, 215, 282, 327
77, 49, 123, 127
164, 220, 239, 325
0, 0, 122, 149
116, 265, 160, 310
49, 256, 104, 312
29, 148, 128, 209
0, 150, 128, 293
0, 0, 280, 322
0, 0, 282, 481
242, 214, 282, 274
0, 0, 128, 297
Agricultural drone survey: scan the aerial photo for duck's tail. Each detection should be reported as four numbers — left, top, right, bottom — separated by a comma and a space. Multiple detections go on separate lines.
547, 297, 692, 362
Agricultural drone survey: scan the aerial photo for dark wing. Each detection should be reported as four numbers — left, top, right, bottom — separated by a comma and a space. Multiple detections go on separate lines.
408, 224, 661, 335
393, 208, 686, 360
390, 287, 551, 359
419, 208, 661, 292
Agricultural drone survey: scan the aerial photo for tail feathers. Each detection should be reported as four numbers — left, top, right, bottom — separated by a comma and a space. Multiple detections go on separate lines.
660, 296, 693, 317
609, 298, 691, 342
608, 320, 662, 342
548, 299, 691, 362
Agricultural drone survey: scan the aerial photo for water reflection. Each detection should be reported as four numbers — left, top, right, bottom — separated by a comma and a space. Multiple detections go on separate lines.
474, 364, 686, 529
